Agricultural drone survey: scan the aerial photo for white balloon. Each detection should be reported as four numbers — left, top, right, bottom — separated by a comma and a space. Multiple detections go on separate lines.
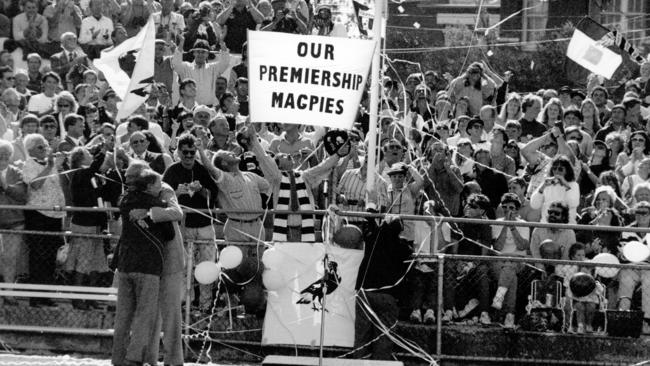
194, 261, 221, 285
591, 253, 620, 278
623, 241, 650, 263
219, 246, 243, 269
262, 269, 286, 291
262, 248, 284, 269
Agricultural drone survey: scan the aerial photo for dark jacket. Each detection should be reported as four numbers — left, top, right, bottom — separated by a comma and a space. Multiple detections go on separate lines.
116, 190, 175, 276
133, 151, 166, 175
70, 152, 106, 227
356, 216, 411, 297
0, 165, 27, 228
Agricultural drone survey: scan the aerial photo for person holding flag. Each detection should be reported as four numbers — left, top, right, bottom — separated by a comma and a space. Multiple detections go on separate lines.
94, 15, 156, 122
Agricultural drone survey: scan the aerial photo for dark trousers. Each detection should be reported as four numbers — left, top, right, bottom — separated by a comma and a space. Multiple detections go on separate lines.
447, 261, 492, 313
354, 290, 398, 360
409, 263, 455, 311
25, 210, 63, 285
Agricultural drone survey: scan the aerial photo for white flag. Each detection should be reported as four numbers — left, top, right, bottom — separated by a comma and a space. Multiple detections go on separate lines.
566, 29, 622, 79
94, 17, 156, 121
262, 242, 363, 347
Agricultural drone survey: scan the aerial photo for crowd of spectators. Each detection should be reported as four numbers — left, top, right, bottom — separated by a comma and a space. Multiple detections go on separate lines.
0, 0, 650, 353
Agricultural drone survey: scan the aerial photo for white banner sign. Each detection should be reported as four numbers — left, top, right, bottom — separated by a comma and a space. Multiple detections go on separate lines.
262, 242, 363, 347
248, 31, 375, 129
566, 29, 622, 80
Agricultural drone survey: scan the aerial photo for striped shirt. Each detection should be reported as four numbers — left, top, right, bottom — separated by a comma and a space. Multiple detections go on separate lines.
336, 168, 388, 221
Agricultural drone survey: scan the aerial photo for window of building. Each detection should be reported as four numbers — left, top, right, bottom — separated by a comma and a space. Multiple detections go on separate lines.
601, 0, 648, 41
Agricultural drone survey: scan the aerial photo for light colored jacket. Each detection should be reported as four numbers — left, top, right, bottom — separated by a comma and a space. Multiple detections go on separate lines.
150, 183, 186, 275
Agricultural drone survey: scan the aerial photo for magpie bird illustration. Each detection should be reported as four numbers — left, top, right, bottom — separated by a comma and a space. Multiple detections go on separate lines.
297, 257, 341, 312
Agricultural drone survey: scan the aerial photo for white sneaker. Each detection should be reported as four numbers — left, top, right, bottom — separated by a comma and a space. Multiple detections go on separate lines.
442, 310, 454, 323
503, 313, 515, 328
457, 298, 479, 318
480, 311, 491, 325
492, 287, 507, 310
492, 296, 504, 310
577, 323, 585, 334
409, 309, 422, 324
424, 309, 435, 325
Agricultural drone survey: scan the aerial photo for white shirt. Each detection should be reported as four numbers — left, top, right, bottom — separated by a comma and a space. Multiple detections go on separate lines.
0, 167, 7, 189
492, 217, 529, 256
23, 158, 66, 218
152, 11, 186, 36
171, 51, 231, 106
78, 15, 114, 45
27, 93, 57, 115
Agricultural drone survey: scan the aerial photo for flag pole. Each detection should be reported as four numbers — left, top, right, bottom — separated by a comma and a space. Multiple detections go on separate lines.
318, 254, 328, 366
366, 0, 383, 196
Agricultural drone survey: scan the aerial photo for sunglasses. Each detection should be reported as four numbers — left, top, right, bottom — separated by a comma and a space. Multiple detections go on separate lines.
635, 210, 650, 216
466, 203, 480, 210
34, 145, 46, 150
548, 210, 564, 216
568, 135, 583, 142
387, 145, 402, 150
58, 104, 70, 108
131, 139, 146, 144
458, 142, 472, 147
181, 150, 196, 156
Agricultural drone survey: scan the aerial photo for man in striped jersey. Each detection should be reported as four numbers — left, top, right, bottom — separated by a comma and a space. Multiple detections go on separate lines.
335, 154, 388, 231
257, 129, 348, 242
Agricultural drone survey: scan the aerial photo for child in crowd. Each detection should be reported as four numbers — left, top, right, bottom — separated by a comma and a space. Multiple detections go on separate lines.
559, 243, 605, 333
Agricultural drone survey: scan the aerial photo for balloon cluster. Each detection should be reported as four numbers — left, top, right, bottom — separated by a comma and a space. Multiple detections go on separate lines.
194, 245, 244, 285
261, 247, 286, 291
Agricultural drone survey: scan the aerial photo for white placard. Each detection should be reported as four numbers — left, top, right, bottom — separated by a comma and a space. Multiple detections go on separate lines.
262, 242, 363, 347
248, 31, 376, 129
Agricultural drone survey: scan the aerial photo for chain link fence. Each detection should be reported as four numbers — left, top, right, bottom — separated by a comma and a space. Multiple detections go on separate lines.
2, 206, 650, 364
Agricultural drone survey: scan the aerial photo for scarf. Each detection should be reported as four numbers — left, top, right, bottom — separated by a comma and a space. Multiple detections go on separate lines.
273, 171, 315, 242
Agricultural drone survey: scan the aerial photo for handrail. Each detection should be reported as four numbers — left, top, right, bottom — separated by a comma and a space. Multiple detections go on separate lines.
419, 254, 650, 271
4, 204, 650, 234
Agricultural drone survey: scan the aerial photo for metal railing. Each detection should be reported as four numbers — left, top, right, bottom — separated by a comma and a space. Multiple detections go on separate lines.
1, 204, 649, 365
